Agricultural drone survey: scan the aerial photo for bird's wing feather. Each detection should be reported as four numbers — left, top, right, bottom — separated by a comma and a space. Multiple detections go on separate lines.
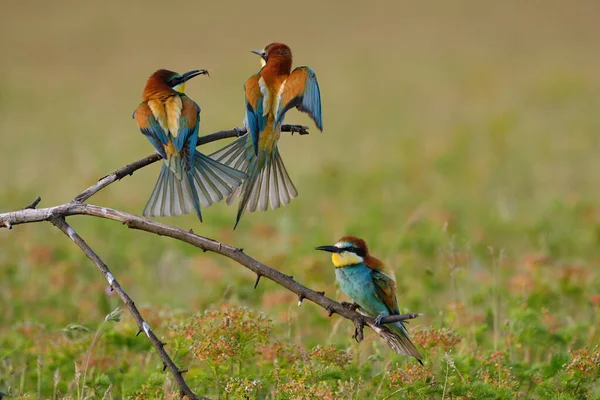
371, 269, 400, 315
244, 74, 267, 155
133, 102, 168, 159
276, 66, 322, 130
176, 96, 200, 160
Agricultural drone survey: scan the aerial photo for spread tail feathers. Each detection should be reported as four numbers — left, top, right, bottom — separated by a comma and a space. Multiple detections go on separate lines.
191, 151, 247, 208
143, 152, 246, 221
210, 135, 298, 229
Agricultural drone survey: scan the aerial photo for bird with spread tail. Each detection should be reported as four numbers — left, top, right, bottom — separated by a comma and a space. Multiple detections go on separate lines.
316, 236, 423, 363
133, 69, 247, 221
211, 42, 323, 228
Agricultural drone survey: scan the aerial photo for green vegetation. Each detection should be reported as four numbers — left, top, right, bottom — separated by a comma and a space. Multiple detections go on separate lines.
1, 1, 600, 398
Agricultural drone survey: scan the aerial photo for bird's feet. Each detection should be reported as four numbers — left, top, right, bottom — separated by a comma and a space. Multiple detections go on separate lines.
287, 124, 310, 135
374, 312, 386, 326
341, 301, 360, 311
232, 126, 247, 136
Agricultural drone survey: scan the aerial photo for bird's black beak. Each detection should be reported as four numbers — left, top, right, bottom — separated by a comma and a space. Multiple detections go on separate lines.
181, 69, 209, 82
251, 49, 267, 61
315, 245, 342, 253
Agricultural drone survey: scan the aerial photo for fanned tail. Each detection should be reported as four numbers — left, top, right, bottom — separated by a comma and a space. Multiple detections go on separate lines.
233, 147, 297, 228
210, 134, 297, 228
143, 152, 246, 222
378, 322, 423, 364
143, 156, 195, 218
190, 150, 247, 208
210, 134, 297, 229
210, 134, 250, 173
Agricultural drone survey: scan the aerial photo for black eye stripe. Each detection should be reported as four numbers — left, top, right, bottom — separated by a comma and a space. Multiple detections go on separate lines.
345, 247, 365, 257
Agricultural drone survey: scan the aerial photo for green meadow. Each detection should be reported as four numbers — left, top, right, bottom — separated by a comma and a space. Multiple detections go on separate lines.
1, 1, 600, 398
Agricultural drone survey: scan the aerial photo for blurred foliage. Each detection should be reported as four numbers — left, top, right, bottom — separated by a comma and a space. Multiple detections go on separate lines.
1, 0, 600, 398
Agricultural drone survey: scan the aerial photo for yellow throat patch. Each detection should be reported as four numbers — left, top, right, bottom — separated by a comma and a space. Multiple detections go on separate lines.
332, 252, 364, 268
172, 82, 186, 93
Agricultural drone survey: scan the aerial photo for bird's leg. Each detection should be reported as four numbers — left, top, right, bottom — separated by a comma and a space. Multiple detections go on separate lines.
341, 301, 360, 311
374, 312, 386, 326
287, 124, 310, 135
232, 126, 247, 136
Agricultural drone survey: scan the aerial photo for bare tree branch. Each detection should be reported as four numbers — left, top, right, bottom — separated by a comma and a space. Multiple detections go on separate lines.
0, 202, 420, 345
49, 216, 208, 400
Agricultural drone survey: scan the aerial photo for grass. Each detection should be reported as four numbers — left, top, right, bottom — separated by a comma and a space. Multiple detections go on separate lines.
1, 0, 600, 398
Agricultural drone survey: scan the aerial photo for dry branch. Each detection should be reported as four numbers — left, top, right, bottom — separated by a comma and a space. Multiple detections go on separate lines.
49, 216, 207, 400
0, 202, 420, 345
0, 124, 420, 398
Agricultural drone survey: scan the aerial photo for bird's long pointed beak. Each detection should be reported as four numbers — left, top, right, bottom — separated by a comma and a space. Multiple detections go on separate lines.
251, 49, 267, 60
181, 69, 209, 82
315, 245, 341, 253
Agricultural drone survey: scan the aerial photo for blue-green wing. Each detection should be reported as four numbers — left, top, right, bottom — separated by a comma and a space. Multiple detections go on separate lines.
133, 103, 168, 159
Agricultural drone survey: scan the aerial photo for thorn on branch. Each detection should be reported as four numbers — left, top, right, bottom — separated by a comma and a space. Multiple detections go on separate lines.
189, 228, 194, 234
163, 363, 167, 372
326, 306, 335, 317
178, 369, 188, 375
21, 196, 42, 210
254, 274, 262, 289
136, 329, 143, 337
297, 294, 305, 307
317, 291, 325, 296
341, 301, 360, 311
161, 341, 168, 346
237, 248, 244, 253
4, 221, 12, 229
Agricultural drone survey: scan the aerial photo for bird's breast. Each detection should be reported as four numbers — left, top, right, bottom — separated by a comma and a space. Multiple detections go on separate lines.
335, 265, 373, 300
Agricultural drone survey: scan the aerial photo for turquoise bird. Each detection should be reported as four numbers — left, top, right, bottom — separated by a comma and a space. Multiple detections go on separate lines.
316, 236, 423, 363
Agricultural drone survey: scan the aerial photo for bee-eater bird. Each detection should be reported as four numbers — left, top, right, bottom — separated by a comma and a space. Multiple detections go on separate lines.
211, 42, 323, 228
133, 69, 246, 221
316, 236, 423, 363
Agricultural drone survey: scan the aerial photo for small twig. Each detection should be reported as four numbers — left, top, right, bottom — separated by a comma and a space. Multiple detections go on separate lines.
48, 216, 209, 400
21, 196, 41, 210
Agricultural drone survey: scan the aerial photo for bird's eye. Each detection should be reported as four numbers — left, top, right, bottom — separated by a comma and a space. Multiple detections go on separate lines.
346, 247, 366, 257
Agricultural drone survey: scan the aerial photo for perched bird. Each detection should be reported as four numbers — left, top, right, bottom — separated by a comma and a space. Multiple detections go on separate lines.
211, 42, 323, 228
133, 69, 246, 221
316, 236, 423, 363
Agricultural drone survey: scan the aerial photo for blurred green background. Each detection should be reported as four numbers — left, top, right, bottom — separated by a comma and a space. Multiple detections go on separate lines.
1, 1, 600, 398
